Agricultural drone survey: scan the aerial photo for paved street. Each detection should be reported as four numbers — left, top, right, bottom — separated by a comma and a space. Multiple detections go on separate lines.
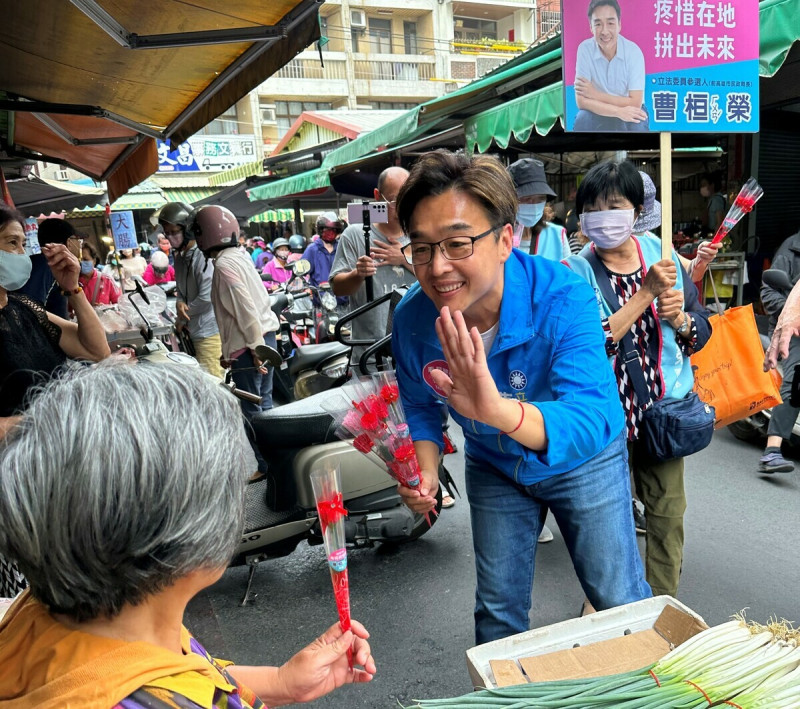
186, 424, 800, 708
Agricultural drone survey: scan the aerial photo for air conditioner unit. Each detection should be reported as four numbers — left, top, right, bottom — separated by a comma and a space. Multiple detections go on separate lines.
350, 9, 367, 28
261, 108, 276, 122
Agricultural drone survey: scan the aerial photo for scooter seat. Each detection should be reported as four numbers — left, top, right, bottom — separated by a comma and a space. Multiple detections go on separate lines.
252, 388, 341, 448
288, 341, 350, 378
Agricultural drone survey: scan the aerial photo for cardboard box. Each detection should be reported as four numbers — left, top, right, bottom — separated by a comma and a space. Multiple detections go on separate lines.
466, 596, 707, 689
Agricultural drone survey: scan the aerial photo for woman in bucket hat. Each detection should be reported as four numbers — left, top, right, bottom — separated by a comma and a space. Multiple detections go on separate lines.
508, 158, 571, 262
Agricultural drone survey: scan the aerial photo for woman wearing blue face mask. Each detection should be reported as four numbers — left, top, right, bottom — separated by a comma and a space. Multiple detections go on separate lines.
0, 203, 110, 598
565, 160, 712, 600
0, 204, 110, 438
79, 242, 120, 306
508, 158, 571, 261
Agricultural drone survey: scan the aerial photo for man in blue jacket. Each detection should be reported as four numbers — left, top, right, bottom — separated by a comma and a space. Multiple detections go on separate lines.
392, 150, 650, 644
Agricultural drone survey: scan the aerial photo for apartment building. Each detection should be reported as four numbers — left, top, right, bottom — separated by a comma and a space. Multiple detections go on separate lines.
254, 0, 540, 152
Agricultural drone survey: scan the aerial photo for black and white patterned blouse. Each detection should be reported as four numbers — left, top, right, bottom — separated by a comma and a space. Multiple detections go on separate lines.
600, 267, 698, 441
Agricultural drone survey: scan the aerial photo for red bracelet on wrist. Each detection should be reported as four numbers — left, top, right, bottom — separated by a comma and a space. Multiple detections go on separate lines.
501, 400, 526, 435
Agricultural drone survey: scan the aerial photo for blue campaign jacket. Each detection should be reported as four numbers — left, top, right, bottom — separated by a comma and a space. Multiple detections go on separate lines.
392, 249, 625, 486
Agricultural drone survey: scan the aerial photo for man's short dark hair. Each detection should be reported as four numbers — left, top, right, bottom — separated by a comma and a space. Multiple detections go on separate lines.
588, 0, 621, 20
396, 150, 517, 236
576, 160, 644, 214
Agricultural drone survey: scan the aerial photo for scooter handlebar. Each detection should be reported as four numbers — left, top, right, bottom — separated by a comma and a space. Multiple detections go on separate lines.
231, 387, 262, 404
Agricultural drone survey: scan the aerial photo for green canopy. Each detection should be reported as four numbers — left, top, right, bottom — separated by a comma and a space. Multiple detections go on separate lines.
759, 0, 800, 77
465, 83, 563, 154
247, 167, 330, 201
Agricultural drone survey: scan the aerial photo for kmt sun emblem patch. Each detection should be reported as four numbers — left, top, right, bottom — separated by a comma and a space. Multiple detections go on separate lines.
509, 370, 527, 390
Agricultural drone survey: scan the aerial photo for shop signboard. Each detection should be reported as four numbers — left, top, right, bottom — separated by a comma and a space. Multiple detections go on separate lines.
110, 210, 137, 250
562, 0, 759, 133
157, 135, 258, 172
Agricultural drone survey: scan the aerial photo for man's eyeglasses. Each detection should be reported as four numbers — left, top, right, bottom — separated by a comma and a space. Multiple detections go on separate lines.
401, 225, 500, 266
379, 192, 397, 207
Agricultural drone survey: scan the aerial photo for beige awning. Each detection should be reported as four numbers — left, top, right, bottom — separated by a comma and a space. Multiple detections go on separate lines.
0, 0, 321, 201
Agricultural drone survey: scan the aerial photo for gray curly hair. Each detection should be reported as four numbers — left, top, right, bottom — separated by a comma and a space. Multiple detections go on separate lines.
0, 361, 251, 621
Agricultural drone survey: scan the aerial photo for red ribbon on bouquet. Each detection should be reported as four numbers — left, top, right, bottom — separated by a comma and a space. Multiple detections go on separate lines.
317, 492, 347, 533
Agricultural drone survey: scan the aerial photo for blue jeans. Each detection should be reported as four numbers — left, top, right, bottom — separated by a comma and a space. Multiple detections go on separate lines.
466, 430, 651, 644
231, 332, 277, 473
231, 332, 277, 416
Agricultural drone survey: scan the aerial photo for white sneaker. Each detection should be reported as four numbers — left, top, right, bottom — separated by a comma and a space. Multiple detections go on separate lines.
537, 524, 554, 543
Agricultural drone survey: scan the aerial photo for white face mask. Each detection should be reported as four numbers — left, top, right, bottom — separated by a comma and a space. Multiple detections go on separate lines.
580, 209, 635, 249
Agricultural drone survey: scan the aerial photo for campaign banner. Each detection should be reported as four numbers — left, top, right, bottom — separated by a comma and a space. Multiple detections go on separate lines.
110, 211, 137, 251
562, 0, 759, 133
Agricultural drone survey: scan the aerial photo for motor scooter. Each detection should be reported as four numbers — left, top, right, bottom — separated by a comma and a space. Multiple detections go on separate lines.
727, 268, 800, 447
225, 346, 443, 604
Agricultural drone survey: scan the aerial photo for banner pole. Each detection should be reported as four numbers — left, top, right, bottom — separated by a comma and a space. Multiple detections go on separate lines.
659, 132, 673, 260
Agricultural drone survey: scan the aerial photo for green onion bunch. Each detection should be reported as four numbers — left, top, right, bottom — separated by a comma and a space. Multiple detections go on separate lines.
404, 618, 800, 708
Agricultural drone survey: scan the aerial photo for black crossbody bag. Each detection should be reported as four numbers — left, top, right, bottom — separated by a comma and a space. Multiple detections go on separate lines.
586, 251, 715, 462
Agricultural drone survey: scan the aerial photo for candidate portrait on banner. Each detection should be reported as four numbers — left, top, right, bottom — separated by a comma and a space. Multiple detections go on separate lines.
574, 0, 649, 132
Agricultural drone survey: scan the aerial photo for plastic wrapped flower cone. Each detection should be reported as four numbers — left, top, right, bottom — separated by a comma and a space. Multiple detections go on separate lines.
310, 464, 352, 669
711, 177, 764, 245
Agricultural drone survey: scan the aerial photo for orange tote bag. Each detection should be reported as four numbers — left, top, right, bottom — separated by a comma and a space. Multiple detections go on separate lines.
690, 303, 782, 429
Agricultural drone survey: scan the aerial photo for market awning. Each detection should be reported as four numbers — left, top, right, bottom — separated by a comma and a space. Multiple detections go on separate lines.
250, 209, 298, 222
760, 0, 800, 77
247, 166, 334, 202
0, 0, 321, 202
7, 175, 106, 218
464, 83, 563, 154
210, 160, 265, 187
161, 187, 221, 205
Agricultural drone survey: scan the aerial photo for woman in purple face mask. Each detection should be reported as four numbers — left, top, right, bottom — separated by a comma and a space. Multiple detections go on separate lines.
564, 159, 712, 602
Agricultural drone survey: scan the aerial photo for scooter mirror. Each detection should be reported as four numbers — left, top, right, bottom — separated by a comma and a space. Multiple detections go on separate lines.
762, 269, 793, 293
254, 344, 283, 368
292, 259, 311, 276
261, 272, 274, 282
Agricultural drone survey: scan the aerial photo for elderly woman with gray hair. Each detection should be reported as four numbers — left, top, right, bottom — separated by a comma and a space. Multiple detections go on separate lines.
0, 363, 375, 708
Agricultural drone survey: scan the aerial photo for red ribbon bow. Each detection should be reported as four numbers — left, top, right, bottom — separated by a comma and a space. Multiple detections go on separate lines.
360, 411, 382, 432
394, 442, 417, 464
380, 384, 399, 404
317, 492, 347, 531
353, 433, 374, 454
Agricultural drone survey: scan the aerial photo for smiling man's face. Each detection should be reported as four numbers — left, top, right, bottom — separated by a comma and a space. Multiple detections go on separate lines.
590, 3, 620, 56
408, 189, 512, 333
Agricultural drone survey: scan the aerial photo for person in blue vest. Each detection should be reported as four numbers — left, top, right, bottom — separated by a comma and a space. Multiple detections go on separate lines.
507, 158, 571, 262
564, 159, 712, 599
391, 150, 650, 644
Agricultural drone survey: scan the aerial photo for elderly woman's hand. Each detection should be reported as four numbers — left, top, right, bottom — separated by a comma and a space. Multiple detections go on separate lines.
42, 243, 80, 292
277, 619, 375, 703
764, 320, 800, 371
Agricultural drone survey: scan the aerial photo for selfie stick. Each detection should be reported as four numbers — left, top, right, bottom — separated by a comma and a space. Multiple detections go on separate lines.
362, 200, 373, 301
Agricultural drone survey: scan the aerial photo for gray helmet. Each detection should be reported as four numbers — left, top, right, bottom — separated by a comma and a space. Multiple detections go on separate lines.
153, 202, 194, 249
151, 201, 193, 228
272, 237, 290, 252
